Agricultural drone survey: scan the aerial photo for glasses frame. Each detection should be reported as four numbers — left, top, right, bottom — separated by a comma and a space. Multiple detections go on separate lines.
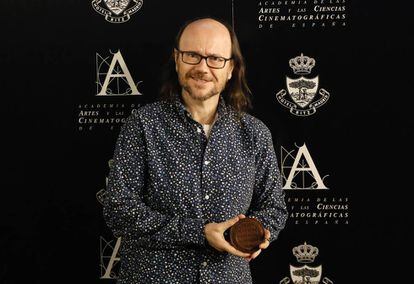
175, 48, 232, 69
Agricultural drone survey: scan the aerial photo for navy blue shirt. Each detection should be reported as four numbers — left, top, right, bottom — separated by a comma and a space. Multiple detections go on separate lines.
103, 92, 288, 283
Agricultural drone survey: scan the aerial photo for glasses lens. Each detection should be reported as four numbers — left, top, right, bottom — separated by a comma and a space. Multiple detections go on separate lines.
180, 51, 227, 69
207, 57, 226, 69
182, 52, 201, 64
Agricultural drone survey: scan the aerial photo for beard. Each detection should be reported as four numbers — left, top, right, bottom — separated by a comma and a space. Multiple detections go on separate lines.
179, 70, 226, 101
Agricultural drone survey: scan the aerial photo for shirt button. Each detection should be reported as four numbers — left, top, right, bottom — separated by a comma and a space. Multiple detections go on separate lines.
204, 160, 210, 165
205, 195, 210, 200
202, 261, 207, 267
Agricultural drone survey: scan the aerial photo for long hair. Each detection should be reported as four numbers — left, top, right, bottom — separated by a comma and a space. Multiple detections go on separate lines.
159, 17, 252, 119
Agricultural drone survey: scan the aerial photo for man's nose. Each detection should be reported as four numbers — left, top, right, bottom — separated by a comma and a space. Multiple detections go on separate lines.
193, 58, 210, 72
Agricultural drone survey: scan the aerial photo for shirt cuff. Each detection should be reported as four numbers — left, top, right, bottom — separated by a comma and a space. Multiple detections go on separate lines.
181, 217, 210, 247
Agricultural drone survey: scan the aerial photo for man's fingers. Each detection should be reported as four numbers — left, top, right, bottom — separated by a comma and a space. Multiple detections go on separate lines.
238, 214, 246, 219
221, 213, 246, 231
245, 249, 262, 262
251, 249, 262, 259
265, 228, 271, 239
221, 242, 251, 258
221, 215, 240, 230
229, 247, 251, 258
259, 229, 271, 249
259, 240, 270, 249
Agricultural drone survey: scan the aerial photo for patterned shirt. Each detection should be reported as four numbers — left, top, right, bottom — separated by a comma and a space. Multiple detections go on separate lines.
201, 111, 218, 139
103, 92, 288, 284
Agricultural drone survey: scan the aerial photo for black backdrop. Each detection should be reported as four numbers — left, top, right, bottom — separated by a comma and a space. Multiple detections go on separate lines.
2, 0, 412, 283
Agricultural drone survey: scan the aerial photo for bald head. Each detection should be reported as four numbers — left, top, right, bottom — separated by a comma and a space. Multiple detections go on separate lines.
178, 18, 232, 59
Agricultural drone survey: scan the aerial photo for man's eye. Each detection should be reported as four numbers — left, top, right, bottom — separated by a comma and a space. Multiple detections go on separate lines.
210, 56, 224, 62
187, 53, 199, 58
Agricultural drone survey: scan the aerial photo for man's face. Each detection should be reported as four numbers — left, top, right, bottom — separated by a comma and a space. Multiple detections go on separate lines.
174, 19, 234, 102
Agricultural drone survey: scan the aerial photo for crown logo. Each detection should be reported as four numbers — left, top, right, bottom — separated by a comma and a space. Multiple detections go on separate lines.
289, 53, 315, 75
292, 242, 319, 263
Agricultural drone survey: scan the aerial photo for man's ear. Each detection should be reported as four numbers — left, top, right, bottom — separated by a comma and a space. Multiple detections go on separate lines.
173, 49, 178, 72
228, 64, 234, 80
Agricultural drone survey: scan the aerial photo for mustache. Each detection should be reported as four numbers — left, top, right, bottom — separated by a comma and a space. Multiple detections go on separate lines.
186, 71, 213, 81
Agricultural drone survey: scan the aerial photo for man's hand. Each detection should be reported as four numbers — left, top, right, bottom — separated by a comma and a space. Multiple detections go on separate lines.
237, 214, 271, 262
204, 214, 271, 262
204, 214, 252, 258
243, 228, 271, 262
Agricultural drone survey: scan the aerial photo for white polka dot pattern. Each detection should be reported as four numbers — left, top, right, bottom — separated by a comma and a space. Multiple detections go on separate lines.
103, 93, 288, 283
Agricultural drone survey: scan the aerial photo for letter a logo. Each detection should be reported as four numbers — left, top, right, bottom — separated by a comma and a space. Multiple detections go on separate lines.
281, 143, 329, 190
100, 236, 122, 279
96, 50, 142, 96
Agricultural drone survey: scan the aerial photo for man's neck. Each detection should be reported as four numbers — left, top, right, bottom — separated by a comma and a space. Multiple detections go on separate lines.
181, 91, 219, 125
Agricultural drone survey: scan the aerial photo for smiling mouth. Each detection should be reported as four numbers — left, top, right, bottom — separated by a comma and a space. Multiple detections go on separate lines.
191, 77, 211, 83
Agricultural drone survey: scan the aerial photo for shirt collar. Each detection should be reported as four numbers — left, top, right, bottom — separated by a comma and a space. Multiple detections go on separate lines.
171, 92, 228, 121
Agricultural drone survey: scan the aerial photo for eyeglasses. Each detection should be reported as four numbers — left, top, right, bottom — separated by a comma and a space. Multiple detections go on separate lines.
175, 48, 232, 69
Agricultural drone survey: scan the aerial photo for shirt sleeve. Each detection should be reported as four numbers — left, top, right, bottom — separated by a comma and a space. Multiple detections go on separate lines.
103, 112, 208, 248
246, 123, 288, 243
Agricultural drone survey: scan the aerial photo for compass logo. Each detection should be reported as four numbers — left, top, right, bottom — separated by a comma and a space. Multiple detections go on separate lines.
97, 159, 121, 279
100, 236, 121, 279
96, 50, 143, 96
281, 143, 329, 190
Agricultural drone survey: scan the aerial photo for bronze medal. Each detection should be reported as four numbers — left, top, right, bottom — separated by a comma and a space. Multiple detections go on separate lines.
227, 217, 265, 254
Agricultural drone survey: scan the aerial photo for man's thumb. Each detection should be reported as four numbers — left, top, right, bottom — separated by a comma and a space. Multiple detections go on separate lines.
223, 216, 240, 229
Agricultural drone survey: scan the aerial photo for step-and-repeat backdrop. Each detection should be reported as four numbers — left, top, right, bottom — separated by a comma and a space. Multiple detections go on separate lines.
2, 0, 410, 283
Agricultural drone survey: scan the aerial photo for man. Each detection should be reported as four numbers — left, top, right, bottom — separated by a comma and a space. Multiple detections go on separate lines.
104, 17, 288, 283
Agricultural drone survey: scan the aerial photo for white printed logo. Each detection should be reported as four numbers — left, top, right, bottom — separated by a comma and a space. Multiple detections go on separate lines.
92, 0, 143, 23
281, 143, 329, 190
97, 159, 121, 279
96, 50, 143, 96
100, 236, 121, 279
280, 242, 334, 284
276, 53, 330, 116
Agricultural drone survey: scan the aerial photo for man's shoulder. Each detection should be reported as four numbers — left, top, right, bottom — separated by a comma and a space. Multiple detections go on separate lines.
122, 100, 170, 129
130, 99, 171, 120
240, 113, 272, 137
136, 100, 169, 115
